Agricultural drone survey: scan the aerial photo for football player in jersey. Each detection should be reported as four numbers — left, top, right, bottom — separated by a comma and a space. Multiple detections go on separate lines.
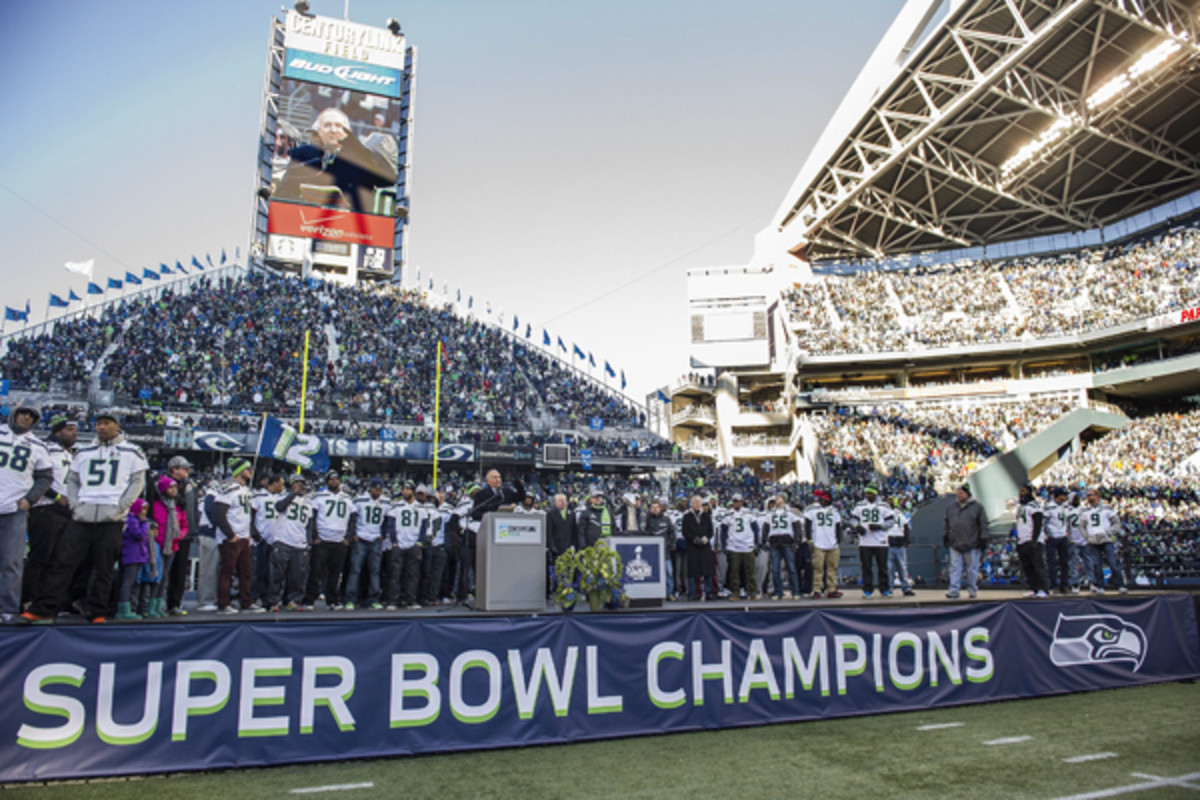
417, 485, 448, 606
23, 409, 144, 624
764, 495, 801, 600
270, 476, 313, 611
1, 404, 54, 622
384, 480, 426, 609
214, 458, 263, 614
719, 493, 761, 600
804, 489, 843, 598
305, 472, 357, 610
1081, 488, 1126, 594
346, 478, 388, 610
850, 485, 894, 598
22, 414, 74, 612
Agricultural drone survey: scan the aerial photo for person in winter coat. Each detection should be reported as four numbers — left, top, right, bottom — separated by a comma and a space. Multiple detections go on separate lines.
116, 499, 150, 620
944, 484, 988, 599
147, 476, 188, 618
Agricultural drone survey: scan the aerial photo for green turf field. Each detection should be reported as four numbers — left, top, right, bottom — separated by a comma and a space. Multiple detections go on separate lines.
5, 681, 1198, 800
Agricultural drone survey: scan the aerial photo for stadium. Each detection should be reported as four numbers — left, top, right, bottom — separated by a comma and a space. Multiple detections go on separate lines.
1, 0, 1199, 798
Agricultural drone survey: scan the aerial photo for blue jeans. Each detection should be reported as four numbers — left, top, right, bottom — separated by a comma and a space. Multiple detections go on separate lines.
1069, 543, 1091, 588
663, 553, 674, 597
948, 548, 979, 595
1088, 541, 1124, 590
346, 538, 383, 605
887, 547, 911, 591
0, 510, 28, 617
770, 545, 799, 597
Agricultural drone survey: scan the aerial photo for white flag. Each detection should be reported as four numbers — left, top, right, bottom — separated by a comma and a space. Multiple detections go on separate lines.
64, 259, 94, 277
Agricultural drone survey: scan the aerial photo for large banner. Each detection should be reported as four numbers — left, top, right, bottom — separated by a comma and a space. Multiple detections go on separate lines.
190, 430, 474, 463
1, 596, 1196, 782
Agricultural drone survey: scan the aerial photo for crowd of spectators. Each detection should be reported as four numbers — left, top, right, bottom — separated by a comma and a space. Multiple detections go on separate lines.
0, 303, 132, 391
786, 221, 1200, 355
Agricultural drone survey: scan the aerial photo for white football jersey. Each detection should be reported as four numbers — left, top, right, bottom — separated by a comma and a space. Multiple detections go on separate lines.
69, 437, 147, 508
0, 425, 54, 514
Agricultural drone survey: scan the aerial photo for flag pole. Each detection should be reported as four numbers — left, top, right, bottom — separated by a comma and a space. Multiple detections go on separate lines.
250, 412, 268, 478
432, 340, 443, 490
297, 329, 311, 475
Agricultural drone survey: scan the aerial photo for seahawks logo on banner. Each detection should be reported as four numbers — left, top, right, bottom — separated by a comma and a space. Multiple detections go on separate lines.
192, 432, 246, 452
1049, 613, 1148, 672
436, 445, 473, 462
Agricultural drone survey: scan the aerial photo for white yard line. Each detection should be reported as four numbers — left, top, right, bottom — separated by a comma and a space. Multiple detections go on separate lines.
982, 735, 1034, 746
1050, 771, 1200, 800
917, 722, 964, 731
290, 783, 376, 795
1063, 753, 1119, 764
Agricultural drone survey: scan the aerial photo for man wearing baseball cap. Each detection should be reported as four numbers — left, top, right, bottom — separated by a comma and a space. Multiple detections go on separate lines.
22, 415, 75, 611
0, 404, 55, 623
23, 409, 146, 624
213, 457, 263, 615
161, 455, 197, 616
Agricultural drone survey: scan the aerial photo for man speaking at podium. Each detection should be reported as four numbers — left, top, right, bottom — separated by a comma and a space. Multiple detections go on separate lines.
470, 469, 526, 524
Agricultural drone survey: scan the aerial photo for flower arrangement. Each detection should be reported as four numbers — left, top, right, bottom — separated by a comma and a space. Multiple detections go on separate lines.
552, 541, 628, 612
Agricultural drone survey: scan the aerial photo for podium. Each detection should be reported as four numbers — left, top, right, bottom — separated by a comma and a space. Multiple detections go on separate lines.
476, 512, 546, 611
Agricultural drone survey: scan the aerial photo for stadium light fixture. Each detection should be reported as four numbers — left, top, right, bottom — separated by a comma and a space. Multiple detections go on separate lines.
1000, 115, 1078, 179
386, 18, 402, 36
294, 0, 312, 16
1086, 38, 1182, 111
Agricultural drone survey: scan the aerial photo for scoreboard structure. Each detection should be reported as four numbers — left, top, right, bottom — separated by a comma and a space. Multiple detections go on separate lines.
250, 9, 415, 285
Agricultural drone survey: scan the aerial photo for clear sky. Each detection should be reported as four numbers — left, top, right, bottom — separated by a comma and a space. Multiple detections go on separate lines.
0, 0, 903, 402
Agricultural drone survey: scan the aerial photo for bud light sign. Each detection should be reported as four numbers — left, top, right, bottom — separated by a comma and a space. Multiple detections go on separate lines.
284, 49, 403, 98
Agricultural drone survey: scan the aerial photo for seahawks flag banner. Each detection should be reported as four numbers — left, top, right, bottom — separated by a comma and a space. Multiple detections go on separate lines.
257, 414, 331, 473
0, 596, 1196, 782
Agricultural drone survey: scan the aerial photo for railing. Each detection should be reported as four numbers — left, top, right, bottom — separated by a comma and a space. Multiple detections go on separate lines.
673, 406, 716, 426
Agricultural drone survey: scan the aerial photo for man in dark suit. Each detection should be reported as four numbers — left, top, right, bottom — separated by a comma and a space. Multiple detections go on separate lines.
545, 492, 576, 589
274, 107, 397, 215
469, 469, 525, 526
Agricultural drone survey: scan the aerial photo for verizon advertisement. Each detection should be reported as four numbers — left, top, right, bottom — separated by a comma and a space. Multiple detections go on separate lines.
264, 11, 408, 280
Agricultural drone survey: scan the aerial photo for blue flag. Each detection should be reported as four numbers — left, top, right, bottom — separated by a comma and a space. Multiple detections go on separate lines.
512, 315, 519, 331
143, 267, 160, 281
68, 289, 82, 302
588, 352, 596, 368
125, 271, 142, 286
543, 330, 551, 346
621, 370, 627, 390
107, 277, 123, 290
525, 324, 532, 339
206, 253, 214, 268
456, 289, 462, 302
257, 414, 331, 472
220, 248, 227, 265
573, 344, 585, 359
48, 293, 69, 308
176, 261, 186, 274
192, 256, 204, 271
657, 389, 670, 403
468, 296, 473, 309
557, 336, 566, 352
160, 263, 171, 276
88, 282, 103, 295
604, 361, 616, 378
4, 306, 27, 322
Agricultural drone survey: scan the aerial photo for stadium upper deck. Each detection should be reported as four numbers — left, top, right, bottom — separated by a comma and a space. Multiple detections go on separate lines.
754, 0, 1200, 266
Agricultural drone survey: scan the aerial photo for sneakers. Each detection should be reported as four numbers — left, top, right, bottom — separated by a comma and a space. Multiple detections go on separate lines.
902, 589, 916, 597
168, 607, 188, 616
750, 595, 762, 602
826, 591, 843, 599
881, 590, 892, 598
286, 603, 299, 612
1091, 587, 1106, 595
1117, 587, 1129, 594
328, 603, 344, 611
270, 604, 282, 613
245, 603, 267, 614
770, 595, 781, 601
385, 604, 399, 611
784, 591, 794, 600
862, 591, 873, 599
197, 604, 218, 612
344, 602, 356, 611
968, 589, 977, 599
1070, 586, 1080, 594
302, 604, 316, 612
407, 603, 422, 610
1023, 591, 1037, 598
217, 606, 239, 615
90, 616, 107, 624
17, 611, 53, 625
370, 603, 384, 610
1035, 590, 1049, 598
945, 591, 961, 599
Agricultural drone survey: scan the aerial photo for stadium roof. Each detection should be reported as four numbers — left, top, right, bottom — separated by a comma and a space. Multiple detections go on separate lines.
765, 0, 1200, 263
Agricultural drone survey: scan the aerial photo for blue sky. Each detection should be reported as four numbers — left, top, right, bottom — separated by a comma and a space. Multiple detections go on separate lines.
0, 0, 902, 400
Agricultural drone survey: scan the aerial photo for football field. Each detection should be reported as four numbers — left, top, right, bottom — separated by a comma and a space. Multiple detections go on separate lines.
5, 680, 1198, 800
